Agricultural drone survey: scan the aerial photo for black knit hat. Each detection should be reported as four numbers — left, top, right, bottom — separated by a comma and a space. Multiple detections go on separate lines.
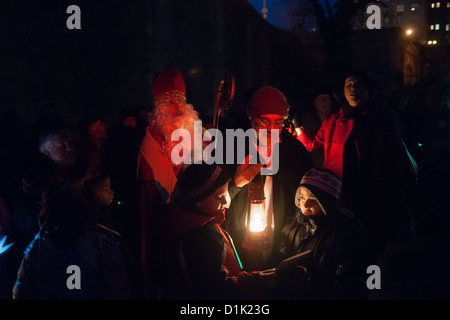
176, 162, 231, 204
296, 168, 342, 215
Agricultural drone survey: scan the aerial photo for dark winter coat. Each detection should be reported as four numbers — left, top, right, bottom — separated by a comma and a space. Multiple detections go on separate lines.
12, 184, 135, 301
160, 200, 249, 300
13, 223, 134, 300
277, 207, 372, 299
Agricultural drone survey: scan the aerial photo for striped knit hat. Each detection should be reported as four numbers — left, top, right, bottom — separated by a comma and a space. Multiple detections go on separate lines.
296, 168, 342, 215
177, 162, 231, 204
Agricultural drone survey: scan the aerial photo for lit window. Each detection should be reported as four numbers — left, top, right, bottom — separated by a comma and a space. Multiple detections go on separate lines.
411, 3, 419, 10
446, 24, 450, 31
431, 3, 435, 8
447, 2, 450, 8
428, 40, 432, 44
431, 25, 434, 30
436, 2, 440, 7
436, 24, 440, 30
433, 40, 437, 44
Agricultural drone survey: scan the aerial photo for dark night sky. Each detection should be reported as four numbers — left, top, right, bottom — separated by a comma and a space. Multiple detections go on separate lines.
0, 0, 325, 129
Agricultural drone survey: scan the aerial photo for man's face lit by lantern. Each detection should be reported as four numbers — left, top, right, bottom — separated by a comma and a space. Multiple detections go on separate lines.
251, 114, 285, 146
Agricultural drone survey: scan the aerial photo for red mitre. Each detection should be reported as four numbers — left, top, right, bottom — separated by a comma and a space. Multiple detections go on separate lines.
152, 65, 186, 105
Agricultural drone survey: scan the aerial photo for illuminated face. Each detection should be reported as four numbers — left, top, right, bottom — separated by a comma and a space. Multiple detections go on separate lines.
195, 182, 229, 219
344, 76, 369, 107
88, 120, 106, 142
91, 177, 114, 207
298, 187, 323, 217
154, 102, 200, 167
251, 114, 285, 146
43, 134, 77, 167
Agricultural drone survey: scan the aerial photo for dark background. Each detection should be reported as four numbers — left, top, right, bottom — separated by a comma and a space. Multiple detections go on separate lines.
0, 0, 330, 129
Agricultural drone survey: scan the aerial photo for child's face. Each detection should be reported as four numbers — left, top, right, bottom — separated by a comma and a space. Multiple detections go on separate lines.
298, 187, 323, 217
195, 182, 229, 220
92, 177, 114, 207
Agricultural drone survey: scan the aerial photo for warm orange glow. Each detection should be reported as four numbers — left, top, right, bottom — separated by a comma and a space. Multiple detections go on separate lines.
248, 202, 267, 232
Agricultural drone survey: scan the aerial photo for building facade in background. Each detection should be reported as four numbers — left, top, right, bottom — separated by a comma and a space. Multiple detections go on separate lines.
353, 0, 450, 45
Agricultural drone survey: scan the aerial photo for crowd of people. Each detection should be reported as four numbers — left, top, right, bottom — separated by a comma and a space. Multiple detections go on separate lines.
0, 63, 449, 300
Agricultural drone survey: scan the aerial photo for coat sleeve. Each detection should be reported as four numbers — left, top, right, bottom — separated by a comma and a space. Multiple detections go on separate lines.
297, 122, 325, 152
308, 219, 371, 299
227, 178, 243, 201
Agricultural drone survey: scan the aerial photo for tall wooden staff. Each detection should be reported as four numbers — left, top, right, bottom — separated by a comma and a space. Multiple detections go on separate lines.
213, 73, 235, 150
213, 72, 235, 130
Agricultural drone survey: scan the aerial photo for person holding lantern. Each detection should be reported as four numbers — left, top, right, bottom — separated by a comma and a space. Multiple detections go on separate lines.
225, 86, 312, 271
136, 65, 203, 298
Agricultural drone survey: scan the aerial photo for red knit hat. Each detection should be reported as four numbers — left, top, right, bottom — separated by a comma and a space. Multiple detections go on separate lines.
247, 86, 290, 118
152, 65, 186, 105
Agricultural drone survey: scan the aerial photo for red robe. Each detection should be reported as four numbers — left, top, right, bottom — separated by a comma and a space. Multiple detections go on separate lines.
137, 128, 180, 298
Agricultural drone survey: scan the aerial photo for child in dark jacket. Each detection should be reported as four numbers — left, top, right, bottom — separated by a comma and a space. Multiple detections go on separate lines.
160, 162, 260, 300
276, 168, 373, 299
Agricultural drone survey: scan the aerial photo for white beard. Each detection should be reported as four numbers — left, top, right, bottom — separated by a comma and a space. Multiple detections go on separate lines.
150, 102, 203, 165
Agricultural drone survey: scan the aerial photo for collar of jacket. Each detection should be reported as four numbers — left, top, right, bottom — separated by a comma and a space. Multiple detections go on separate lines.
341, 103, 367, 121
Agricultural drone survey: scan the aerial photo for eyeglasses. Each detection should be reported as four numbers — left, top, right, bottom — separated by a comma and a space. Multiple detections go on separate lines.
254, 117, 285, 128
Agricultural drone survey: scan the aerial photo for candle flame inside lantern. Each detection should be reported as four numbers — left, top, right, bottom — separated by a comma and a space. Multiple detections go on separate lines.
249, 202, 266, 233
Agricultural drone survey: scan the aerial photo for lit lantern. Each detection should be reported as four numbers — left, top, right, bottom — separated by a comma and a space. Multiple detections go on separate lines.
243, 179, 274, 266
246, 181, 267, 233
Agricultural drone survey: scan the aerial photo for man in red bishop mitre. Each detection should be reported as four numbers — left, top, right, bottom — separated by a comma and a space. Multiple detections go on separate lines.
137, 65, 202, 298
